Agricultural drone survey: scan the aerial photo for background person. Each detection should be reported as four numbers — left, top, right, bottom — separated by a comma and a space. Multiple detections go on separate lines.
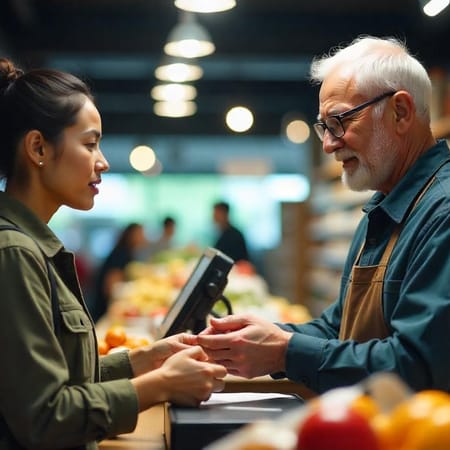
91, 222, 148, 322
0, 57, 226, 450
212, 201, 250, 262
154, 215, 176, 253
136, 216, 177, 262
189, 36, 450, 395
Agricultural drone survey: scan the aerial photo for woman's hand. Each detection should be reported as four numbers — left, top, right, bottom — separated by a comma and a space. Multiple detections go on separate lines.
131, 346, 227, 410
129, 333, 196, 376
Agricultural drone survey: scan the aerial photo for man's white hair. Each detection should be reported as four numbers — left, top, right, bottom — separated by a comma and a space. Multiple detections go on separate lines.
310, 35, 431, 121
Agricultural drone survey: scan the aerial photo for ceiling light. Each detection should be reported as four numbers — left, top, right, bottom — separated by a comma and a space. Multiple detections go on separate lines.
154, 56, 203, 82
129, 146, 156, 172
142, 159, 163, 176
154, 100, 197, 118
225, 106, 254, 133
420, 0, 449, 16
164, 12, 215, 58
151, 83, 197, 102
174, 0, 236, 13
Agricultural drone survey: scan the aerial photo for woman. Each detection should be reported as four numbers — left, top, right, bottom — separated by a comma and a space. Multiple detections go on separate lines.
0, 58, 226, 449
91, 222, 149, 322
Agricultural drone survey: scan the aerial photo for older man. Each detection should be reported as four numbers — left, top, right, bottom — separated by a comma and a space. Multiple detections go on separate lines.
188, 36, 450, 394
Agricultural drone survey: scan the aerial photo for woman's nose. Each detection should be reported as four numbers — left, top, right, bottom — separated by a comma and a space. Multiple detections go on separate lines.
96, 149, 110, 172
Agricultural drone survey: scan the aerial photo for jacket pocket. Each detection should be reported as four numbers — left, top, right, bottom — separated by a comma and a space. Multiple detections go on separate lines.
60, 308, 96, 383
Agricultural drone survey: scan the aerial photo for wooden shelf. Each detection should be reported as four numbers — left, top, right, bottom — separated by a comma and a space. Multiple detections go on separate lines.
432, 115, 450, 139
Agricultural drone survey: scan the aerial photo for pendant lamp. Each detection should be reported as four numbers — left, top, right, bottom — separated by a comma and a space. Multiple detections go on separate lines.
154, 56, 203, 82
174, 0, 236, 13
164, 12, 215, 58
419, 0, 449, 16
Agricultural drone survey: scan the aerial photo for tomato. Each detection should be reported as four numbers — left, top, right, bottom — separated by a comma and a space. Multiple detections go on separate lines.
297, 405, 380, 450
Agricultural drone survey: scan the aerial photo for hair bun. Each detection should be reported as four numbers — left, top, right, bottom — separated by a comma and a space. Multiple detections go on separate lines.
0, 58, 24, 91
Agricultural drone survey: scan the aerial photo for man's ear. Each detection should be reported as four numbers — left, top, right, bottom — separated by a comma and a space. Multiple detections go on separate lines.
392, 90, 415, 134
23, 130, 45, 167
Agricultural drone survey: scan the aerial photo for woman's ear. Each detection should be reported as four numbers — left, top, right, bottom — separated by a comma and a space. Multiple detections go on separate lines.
23, 130, 46, 167
391, 90, 415, 135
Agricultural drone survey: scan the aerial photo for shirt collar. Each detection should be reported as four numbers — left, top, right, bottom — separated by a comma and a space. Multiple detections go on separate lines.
362, 140, 450, 223
0, 192, 63, 258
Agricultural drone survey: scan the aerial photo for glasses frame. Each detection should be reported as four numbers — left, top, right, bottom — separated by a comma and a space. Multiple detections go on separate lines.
313, 91, 396, 141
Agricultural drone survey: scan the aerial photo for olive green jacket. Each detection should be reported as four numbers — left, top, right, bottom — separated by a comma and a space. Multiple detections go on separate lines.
0, 192, 138, 449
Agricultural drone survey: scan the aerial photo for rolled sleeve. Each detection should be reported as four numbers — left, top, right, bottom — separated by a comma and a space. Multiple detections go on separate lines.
100, 351, 134, 381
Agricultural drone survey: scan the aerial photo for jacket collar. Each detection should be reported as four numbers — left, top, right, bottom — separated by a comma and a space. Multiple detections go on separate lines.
0, 192, 63, 258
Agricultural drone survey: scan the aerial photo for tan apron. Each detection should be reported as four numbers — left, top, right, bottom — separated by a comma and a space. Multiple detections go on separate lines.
339, 176, 437, 342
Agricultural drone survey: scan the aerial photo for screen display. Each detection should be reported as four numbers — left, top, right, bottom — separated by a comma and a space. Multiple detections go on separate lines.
157, 248, 234, 338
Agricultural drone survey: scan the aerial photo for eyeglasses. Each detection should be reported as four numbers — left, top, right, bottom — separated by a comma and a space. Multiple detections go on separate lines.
313, 91, 396, 141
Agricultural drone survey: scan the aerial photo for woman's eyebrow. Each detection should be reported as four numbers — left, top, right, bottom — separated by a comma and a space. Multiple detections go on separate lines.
81, 129, 102, 139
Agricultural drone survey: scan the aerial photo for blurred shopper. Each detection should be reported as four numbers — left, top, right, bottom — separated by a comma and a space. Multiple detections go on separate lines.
155, 215, 176, 252
137, 216, 177, 262
212, 201, 249, 262
0, 58, 226, 450
189, 36, 450, 395
91, 222, 148, 322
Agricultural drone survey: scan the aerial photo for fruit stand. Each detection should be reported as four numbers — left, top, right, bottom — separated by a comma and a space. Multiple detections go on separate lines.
97, 248, 312, 354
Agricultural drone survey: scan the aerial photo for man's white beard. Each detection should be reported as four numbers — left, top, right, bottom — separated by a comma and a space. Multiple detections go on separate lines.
342, 124, 398, 192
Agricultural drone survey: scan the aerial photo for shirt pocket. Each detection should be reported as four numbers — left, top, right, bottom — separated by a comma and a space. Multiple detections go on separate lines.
60, 307, 95, 384
382, 278, 403, 320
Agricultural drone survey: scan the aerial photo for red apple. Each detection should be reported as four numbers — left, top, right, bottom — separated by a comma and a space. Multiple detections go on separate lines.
297, 405, 380, 450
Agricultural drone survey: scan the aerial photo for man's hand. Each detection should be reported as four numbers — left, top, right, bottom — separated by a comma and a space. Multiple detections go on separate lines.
190, 314, 293, 378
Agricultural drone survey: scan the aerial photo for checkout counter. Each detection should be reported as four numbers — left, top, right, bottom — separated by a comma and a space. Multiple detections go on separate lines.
98, 249, 315, 449
99, 377, 315, 450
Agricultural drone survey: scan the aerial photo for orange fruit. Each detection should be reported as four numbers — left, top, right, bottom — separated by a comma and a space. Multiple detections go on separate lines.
387, 390, 450, 448
124, 336, 151, 349
104, 325, 127, 348
97, 339, 110, 355
350, 394, 380, 421
402, 403, 450, 450
370, 413, 397, 450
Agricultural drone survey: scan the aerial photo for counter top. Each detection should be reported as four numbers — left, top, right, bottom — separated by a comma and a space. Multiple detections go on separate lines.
99, 376, 315, 450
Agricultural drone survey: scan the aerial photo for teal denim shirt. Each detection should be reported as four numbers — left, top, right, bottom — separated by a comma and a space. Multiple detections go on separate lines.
279, 140, 450, 394
0, 193, 138, 450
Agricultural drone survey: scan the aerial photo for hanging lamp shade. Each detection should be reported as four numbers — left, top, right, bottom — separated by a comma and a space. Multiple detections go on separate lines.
419, 0, 449, 16
174, 0, 236, 13
154, 56, 203, 82
164, 12, 215, 58
154, 100, 197, 118
151, 83, 197, 102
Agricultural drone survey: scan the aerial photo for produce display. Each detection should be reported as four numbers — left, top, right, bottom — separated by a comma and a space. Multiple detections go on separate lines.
205, 373, 450, 450
105, 250, 312, 338
97, 325, 151, 355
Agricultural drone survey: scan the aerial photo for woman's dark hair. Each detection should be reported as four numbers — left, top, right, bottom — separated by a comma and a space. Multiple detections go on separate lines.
114, 223, 142, 251
0, 57, 93, 180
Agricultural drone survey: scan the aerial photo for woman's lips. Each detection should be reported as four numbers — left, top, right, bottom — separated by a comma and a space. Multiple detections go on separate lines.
89, 180, 100, 194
